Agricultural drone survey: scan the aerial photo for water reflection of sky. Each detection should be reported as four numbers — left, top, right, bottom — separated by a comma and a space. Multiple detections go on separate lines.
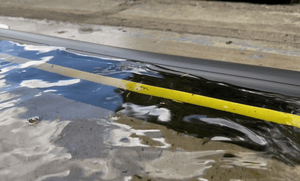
2, 40, 300, 180
0, 40, 163, 111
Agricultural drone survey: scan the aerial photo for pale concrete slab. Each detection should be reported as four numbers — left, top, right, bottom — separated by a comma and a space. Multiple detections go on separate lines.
1, 0, 300, 46
110, 3, 300, 44
0, 0, 126, 13
1, 16, 300, 72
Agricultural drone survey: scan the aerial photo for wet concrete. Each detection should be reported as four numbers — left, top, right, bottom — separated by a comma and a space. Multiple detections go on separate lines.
1, 84, 300, 181
1, 0, 300, 177
1, 40, 300, 181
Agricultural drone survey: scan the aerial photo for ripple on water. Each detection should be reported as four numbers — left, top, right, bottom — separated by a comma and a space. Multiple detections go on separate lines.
1, 40, 300, 180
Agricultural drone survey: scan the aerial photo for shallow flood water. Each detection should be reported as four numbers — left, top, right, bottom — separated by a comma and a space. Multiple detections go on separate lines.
0, 40, 300, 180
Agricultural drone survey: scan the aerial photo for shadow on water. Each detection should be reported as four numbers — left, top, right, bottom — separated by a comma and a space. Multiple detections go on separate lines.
116, 80, 300, 166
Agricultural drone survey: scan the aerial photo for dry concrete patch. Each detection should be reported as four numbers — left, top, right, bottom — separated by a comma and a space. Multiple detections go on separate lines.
1, 0, 300, 47
0, 0, 127, 13
1, 1, 300, 72
1, 0, 300, 69
1, 16, 300, 72
109, 3, 300, 45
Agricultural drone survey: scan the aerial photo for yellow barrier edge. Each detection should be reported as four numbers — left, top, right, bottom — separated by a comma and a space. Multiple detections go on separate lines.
2, 54, 300, 128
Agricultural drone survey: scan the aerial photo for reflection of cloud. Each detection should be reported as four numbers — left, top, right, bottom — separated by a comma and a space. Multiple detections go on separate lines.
0, 79, 8, 89
106, 121, 170, 148
0, 99, 72, 180
105, 122, 147, 147
13, 42, 65, 53
1, 56, 53, 74
0, 24, 9, 29
0, 80, 75, 180
20, 79, 80, 88
184, 116, 267, 146
44, 89, 57, 93
211, 136, 232, 141
0, 98, 21, 110
118, 103, 171, 122
2, 74, 300, 181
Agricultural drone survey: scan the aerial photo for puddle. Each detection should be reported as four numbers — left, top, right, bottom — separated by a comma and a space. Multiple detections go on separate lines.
0, 40, 300, 180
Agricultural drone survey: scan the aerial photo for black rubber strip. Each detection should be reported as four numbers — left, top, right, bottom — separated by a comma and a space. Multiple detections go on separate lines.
0, 29, 299, 97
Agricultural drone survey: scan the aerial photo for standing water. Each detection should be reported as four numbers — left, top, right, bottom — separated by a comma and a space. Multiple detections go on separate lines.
0, 40, 300, 180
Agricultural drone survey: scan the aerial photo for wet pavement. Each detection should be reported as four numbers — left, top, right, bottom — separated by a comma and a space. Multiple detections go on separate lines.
1, 40, 300, 180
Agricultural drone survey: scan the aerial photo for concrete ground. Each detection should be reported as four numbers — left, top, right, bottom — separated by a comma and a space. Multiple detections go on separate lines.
0, 0, 300, 71
1, 43, 299, 181
1, 1, 300, 180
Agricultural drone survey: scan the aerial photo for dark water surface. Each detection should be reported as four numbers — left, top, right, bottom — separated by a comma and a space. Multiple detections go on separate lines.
0, 40, 300, 180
